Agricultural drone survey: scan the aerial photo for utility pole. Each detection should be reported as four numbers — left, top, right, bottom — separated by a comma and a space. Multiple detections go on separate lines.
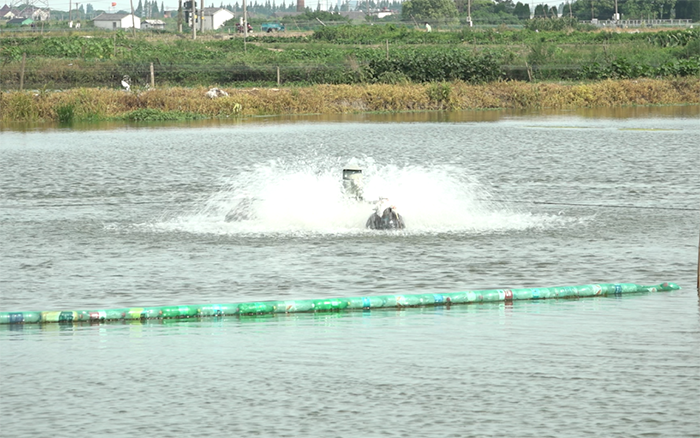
199, 2, 203, 32
191, 0, 196, 39
130, 0, 136, 36
177, 0, 183, 32
467, 0, 471, 27
243, 0, 247, 38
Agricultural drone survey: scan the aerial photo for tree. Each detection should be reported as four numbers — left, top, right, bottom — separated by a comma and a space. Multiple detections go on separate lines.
401, 0, 458, 21
621, 0, 677, 19
136, 0, 143, 16
513, 1, 530, 19
675, 0, 700, 20
569, 0, 615, 20
533, 3, 546, 17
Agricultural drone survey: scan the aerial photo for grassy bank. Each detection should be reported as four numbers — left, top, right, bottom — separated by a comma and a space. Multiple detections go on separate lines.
1, 78, 698, 124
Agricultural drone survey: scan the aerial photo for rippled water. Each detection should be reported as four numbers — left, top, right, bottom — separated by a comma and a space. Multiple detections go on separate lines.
1, 107, 699, 437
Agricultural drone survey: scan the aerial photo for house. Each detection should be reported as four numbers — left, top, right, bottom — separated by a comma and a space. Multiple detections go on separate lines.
372, 7, 393, 19
0, 5, 21, 19
92, 13, 141, 29
21, 6, 50, 21
7, 17, 33, 26
200, 7, 234, 30
142, 19, 165, 29
0, 4, 10, 18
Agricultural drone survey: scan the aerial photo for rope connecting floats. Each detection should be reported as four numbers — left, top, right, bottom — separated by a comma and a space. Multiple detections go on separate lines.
0, 282, 680, 325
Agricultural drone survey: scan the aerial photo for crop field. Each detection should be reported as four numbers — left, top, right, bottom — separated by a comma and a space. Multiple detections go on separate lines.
1, 25, 698, 89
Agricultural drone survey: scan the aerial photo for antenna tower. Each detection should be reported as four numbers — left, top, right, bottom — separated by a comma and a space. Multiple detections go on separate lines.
9, 0, 51, 10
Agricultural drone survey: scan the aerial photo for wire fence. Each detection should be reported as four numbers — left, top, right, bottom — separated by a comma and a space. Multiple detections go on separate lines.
2, 60, 549, 90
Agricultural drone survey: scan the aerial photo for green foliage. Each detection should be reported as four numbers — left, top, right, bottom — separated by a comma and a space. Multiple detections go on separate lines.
375, 71, 410, 84
525, 17, 580, 31
578, 56, 700, 80
1, 45, 25, 63
364, 48, 507, 83
1, 26, 697, 88
56, 103, 75, 124
41, 37, 115, 59
673, 37, 700, 60
121, 108, 206, 121
646, 29, 700, 48
525, 38, 561, 79
426, 81, 451, 103
402, 0, 459, 21
295, 10, 351, 22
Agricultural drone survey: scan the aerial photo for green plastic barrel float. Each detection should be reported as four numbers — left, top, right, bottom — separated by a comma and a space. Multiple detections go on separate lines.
0, 282, 681, 325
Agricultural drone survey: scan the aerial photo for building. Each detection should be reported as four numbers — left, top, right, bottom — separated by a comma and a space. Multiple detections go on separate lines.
93, 13, 141, 29
142, 19, 165, 29
21, 6, 49, 21
200, 7, 234, 31
7, 16, 33, 26
0, 5, 22, 19
372, 7, 394, 19
0, 4, 12, 18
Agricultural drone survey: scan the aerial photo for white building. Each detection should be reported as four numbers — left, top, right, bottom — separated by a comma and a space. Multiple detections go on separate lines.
93, 13, 141, 30
142, 19, 165, 29
200, 8, 234, 31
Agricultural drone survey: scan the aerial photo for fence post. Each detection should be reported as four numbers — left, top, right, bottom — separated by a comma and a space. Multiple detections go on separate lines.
277, 66, 280, 86
150, 62, 155, 88
386, 39, 389, 60
20, 52, 26, 91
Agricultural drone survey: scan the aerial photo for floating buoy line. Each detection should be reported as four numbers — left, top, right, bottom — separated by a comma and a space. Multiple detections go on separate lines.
0, 282, 680, 325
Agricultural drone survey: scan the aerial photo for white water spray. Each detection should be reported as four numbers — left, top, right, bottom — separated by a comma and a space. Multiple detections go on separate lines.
158, 158, 570, 235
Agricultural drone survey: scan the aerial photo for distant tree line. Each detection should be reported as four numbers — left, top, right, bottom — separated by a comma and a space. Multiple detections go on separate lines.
219, 0, 402, 15
401, 0, 699, 23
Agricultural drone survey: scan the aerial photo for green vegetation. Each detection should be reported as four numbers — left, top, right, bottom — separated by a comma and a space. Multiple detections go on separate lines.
401, 0, 459, 22
1, 26, 698, 89
120, 108, 207, 121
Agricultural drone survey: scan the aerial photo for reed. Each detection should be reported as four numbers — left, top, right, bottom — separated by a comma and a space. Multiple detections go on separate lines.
1, 78, 698, 124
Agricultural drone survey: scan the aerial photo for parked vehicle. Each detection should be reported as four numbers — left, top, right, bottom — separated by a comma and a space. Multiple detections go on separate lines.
261, 22, 285, 33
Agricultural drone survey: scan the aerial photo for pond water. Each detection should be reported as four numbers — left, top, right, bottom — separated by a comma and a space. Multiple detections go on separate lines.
1, 106, 699, 437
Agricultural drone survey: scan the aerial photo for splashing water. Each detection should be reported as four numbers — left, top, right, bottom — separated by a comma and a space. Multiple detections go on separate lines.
157, 158, 571, 235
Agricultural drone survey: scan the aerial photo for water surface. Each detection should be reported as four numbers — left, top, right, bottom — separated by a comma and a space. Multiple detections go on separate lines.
1, 107, 699, 437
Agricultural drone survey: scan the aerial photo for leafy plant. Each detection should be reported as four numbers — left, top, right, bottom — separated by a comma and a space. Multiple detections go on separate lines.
55, 103, 75, 123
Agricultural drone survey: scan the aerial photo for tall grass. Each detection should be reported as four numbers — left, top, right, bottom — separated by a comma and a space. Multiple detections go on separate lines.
1, 78, 698, 124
